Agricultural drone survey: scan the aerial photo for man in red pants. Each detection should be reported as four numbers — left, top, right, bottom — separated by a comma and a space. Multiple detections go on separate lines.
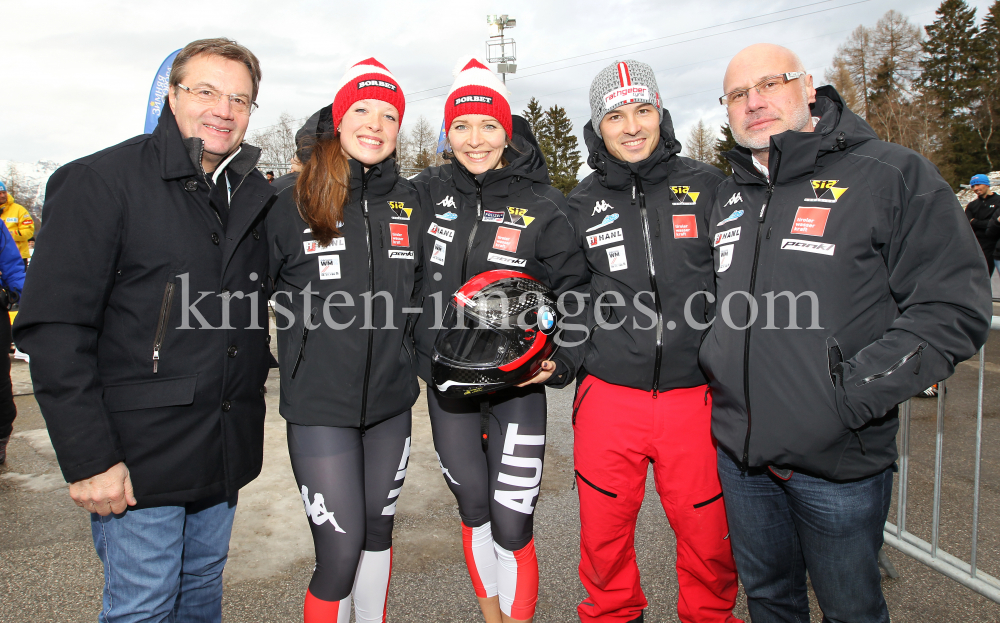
561, 59, 742, 623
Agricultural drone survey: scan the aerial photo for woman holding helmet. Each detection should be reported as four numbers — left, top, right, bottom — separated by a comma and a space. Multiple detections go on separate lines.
265, 59, 422, 623
412, 58, 589, 623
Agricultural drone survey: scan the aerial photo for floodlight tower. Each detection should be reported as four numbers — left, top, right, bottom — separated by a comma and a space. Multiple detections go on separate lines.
486, 14, 517, 84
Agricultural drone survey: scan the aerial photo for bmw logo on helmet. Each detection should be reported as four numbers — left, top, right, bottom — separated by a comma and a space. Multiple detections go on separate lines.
537, 305, 556, 334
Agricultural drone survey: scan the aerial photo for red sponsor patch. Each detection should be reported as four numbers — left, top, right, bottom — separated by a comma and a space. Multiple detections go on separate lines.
672, 214, 698, 239
389, 223, 409, 247
493, 226, 521, 253
791, 207, 831, 237
22, 218, 33, 226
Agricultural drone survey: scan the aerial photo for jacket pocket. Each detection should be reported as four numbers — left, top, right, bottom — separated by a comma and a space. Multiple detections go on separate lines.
152, 281, 176, 373
574, 470, 617, 497
104, 374, 198, 412
290, 307, 318, 379
572, 381, 594, 426
855, 342, 926, 387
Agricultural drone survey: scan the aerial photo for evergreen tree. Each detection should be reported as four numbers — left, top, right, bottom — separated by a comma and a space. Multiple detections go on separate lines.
713, 123, 737, 175
970, 1, 1000, 170
542, 105, 582, 195
522, 98, 545, 139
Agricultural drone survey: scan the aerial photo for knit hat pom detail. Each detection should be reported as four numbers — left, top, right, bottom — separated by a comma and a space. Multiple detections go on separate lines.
330, 57, 406, 133
444, 57, 512, 139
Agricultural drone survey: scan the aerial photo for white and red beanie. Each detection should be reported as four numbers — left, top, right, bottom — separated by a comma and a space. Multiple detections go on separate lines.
589, 59, 662, 138
330, 58, 405, 132
445, 58, 512, 139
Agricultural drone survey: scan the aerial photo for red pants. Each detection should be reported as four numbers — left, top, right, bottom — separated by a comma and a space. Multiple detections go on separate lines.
573, 377, 741, 623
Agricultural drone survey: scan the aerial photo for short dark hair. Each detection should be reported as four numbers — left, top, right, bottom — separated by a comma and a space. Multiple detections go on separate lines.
266, 171, 275, 176
169, 37, 262, 102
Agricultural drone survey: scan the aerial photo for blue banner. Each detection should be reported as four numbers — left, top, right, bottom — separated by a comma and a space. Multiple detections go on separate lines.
144, 49, 182, 134
436, 118, 448, 154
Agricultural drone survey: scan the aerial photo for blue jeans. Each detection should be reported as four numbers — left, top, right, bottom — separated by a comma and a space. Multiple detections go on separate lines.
717, 449, 892, 623
91, 493, 238, 623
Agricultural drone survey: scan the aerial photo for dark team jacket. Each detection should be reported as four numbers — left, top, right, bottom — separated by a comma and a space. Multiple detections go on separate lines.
267, 159, 423, 428
13, 105, 275, 506
700, 87, 992, 481
973, 193, 1000, 259
563, 111, 726, 393
411, 120, 590, 389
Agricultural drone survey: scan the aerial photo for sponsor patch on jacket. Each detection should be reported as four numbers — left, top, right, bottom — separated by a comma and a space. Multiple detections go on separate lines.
390, 223, 409, 247
723, 192, 743, 208
714, 226, 740, 247
437, 195, 457, 209
791, 207, 831, 237
388, 250, 414, 260
318, 254, 341, 280
806, 180, 848, 203
780, 239, 835, 255
304, 238, 346, 254
592, 199, 615, 216
606, 245, 628, 272
493, 227, 521, 252
587, 227, 624, 248
22, 218, 33, 226
587, 213, 619, 232
4, 217, 16, 224
603, 85, 650, 110
670, 186, 700, 205
428, 222, 455, 242
717, 209, 744, 226
672, 215, 698, 239
487, 252, 527, 267
718, 244, 733, 272
455, 94, 493, 106
358, 79, 397, 91
507, 207, 535, 228
431, 240, 447, 265
436, 212, 458, 221
389, 201, 412, 220
483, 210, 506, 223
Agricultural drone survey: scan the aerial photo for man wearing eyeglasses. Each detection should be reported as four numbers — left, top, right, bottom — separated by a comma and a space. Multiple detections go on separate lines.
700, 43, 991, 622
13, 38, 274, 622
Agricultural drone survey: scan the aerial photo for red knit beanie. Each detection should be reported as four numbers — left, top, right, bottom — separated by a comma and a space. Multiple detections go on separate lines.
330, 58, 405, 133
444, 58, 512, 139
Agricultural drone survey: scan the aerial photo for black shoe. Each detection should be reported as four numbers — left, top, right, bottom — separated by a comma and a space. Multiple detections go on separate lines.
627, 612, 644, 623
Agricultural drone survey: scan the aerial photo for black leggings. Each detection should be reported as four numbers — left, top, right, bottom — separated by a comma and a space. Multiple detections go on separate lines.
287, 411, 411, 602
428, 385, 546, 550
0, 310, 15, 439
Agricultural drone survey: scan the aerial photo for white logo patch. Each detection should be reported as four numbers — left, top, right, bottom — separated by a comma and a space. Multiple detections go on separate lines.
435, 212, 458, 221
717, 209, 744, 226
718, 244, 734, 273
487, 252, 527, 267
603, 85, 651, 110
587, 213, 620, 232
301, 485, 346, 532
493, 424, 545, 515
714, 227, 741, 247
437, 195, 457, 209
591, 200, 616, 216
303, 238, 345, 254
780, 239, 836, 256
606, 245, 628, 272
587, 227, 624, 248
388, 250, 414, 259
382, 437, 411, 516
431, 240, 447, 265
724, 192, 743, 207
318, 255, 341, 280
483, 210, 506, 223
428, 222, 455, 242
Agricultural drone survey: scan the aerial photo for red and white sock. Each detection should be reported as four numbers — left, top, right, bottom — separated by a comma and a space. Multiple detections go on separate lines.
495, 538, 539, 620
352, 548, 393, 623
304, 588, 351, 623
462, 521, 498, 598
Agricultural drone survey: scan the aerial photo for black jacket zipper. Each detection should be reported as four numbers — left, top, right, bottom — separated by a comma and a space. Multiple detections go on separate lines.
857, 342, 926, 386
360, 170, 376, 432
461, 181, 484, 282
633, 174, 663, 397
735, 158, 776, 471
152, 281, 176, 373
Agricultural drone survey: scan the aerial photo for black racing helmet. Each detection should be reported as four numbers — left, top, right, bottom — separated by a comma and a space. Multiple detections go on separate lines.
432, 270, 560, 397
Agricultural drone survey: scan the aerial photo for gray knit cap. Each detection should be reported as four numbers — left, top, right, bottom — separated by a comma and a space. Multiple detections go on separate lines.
589, 59, 662, 138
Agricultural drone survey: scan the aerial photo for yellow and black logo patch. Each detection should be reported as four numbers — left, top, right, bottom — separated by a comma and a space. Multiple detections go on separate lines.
670, 186, 700, 205
807, 180, 848, 203
507, 207, 536, 228
389, 201, 412, 220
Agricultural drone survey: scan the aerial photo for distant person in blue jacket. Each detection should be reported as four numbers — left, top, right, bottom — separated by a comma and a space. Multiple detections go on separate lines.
0, 222, 26, 463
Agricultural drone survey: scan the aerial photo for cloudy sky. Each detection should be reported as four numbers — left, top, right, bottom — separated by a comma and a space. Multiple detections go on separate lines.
2, 0, 995, 172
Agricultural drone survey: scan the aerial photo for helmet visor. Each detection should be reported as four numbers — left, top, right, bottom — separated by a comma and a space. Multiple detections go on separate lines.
434, 304, 512, 368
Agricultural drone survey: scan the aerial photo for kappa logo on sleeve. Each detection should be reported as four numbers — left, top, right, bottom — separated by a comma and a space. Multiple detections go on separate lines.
672, 214, 698, 239
493, 226, 521, 252
390, 223, 409, 247
431, 240, 447, 265
606, 245, 628, 272
806, 180, 848, 203
780, 239, 835, 255
790, 207, 831, 237
389, 201, 412, 220
670, 186, 700, 205
428, 222, 456, 242
713, 226, 740, 247
483, 210, 506, 223
304, 238, 346, 254
318, 254, 342, 280
587, 227, 624, 248
506, 207, 535, 228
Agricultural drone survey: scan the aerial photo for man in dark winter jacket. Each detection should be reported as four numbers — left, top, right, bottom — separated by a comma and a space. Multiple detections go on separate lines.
966, 173, 1000, 275
12, 38, 275, 623
703, 43, 991, 623
564, 59, 741, 623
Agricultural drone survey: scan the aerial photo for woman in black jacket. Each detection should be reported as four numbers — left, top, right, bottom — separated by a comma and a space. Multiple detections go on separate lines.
412, 58, 589, 623
266, 59, 422, 623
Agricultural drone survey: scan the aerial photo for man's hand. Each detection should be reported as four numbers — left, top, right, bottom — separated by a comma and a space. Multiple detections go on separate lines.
517, 360, 557, 387
69, 462, 136, 516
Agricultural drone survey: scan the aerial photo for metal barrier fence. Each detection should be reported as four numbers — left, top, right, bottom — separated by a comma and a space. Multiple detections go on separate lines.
883, 339, 1000, 603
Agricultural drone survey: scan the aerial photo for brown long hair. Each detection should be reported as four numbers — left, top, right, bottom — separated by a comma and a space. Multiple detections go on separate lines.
295, 135, 350, 246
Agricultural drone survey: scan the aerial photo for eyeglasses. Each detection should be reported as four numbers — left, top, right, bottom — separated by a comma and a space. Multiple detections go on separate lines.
176, 84, 258, 115
719, 72, 805, 107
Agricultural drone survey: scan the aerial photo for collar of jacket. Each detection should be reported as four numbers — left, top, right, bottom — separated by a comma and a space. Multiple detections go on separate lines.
583, 108, 682, 191
154, 104, 262, 184
347, 157, 398, 197
725, 86, 878, 186
449, 131, 550, 200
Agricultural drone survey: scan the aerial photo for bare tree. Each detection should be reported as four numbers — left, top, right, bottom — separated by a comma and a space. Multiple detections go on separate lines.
684, 120, 716, 163
825, 57, 862, 113
410, 116, 443, 172
248, 112, 299, 172
833, 24, 876, 118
